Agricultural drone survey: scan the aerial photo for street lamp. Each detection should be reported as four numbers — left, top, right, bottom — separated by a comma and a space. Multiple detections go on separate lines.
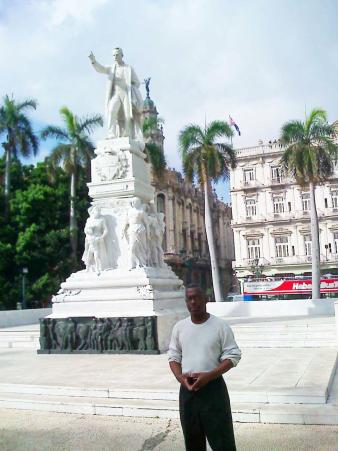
22, 267, 28, 309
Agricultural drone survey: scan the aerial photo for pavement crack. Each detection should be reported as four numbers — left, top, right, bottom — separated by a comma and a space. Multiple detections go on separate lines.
139, 419, 172, 451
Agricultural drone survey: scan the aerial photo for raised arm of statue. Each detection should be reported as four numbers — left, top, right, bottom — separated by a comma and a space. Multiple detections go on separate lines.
89, 51, 110, 75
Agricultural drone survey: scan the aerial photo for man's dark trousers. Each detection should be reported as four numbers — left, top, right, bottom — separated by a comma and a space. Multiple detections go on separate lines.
179, 377, 236, 451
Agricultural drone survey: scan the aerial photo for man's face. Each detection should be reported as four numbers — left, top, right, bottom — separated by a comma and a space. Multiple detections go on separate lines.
113, 48, 123, 63
185, 287, 207, 315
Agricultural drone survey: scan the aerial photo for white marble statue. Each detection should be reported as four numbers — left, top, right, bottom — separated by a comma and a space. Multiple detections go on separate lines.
145, 205, 164, 267
147, 213, 159, 267
154, 212, 166, 268
89, 47, 143, 141
82, 206, 109, 273
122, 198, 148, 269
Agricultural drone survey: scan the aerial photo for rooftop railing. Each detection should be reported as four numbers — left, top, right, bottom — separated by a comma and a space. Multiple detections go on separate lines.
235, 143, 286, 158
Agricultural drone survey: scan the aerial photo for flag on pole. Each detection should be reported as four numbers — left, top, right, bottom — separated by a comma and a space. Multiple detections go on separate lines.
229, 115, 241, 136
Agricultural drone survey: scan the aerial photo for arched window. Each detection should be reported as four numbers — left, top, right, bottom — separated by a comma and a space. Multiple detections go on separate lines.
157, 194, 165, 213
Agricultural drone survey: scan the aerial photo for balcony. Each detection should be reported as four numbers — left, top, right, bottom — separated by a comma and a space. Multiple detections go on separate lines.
235, 143, 286, 159
240, 180, 263, 190
322, 253, 338, 263
292, 210, 310, 219
238, 257, 271, 268
317, 208, 338, 217
271, 177, 285, 185
235, 254, 338, 269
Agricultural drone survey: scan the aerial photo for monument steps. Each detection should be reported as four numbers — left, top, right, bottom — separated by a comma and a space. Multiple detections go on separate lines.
0, 391, 337, 425
231, 316, 336, 348
0, 329, 40, 349
0, 382, 332, 405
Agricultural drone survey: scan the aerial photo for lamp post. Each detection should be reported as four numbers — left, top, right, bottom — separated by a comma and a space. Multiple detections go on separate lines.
22, 267, 28, 309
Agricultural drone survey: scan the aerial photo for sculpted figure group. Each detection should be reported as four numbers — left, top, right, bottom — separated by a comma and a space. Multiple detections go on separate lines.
82, 198, 166, 273
40, 316, 157, 353
122, 198, 166, 270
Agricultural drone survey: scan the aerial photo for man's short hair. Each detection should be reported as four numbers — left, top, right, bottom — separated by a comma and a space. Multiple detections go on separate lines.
185, 283, 204, 293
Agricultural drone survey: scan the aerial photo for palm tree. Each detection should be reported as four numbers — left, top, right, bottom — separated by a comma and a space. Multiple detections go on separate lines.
142, 116, 166, 176
41, 107, 103, 262
179, 121, 236, 302
280, 108, 338, 299
0, 95, 38, 219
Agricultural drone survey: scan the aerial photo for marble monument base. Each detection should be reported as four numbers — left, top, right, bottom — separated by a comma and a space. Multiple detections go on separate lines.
39, 267, 187, 353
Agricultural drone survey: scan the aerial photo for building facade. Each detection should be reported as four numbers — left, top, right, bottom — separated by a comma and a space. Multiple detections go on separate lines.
143, 90, 235, 296
231, 138, 338, 283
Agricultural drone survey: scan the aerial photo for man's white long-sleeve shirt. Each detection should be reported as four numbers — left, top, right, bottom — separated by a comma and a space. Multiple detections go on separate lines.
168, 314, 241, 374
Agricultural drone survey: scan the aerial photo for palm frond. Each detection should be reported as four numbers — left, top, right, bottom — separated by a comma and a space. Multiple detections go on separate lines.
280, 108, 338, 185
144, 142, 166, 175
16, 98, 38, 112
280, 120, 304, 143
17, 128, 39, 157
305, 108, 327, 134
60, 106, 77, 136
182, 146, 202, 182
142, 116, 164, 136
205, 120, 233, 143
216, 143, 237, 170
78, 114, 103, 134
49, 143, 71, 168
41, 125, 69, 141
178, 124, 204, 157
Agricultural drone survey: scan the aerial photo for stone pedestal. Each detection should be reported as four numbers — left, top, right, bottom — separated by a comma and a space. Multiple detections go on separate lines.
39, 137, 186, 354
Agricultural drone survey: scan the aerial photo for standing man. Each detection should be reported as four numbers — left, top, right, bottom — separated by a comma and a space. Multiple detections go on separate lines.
89, 47, 143, 141
168, 284, 241, 451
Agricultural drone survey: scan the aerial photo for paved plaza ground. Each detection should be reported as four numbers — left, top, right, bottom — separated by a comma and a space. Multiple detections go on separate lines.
0, 315, 337, 450
0, 409, 337, 451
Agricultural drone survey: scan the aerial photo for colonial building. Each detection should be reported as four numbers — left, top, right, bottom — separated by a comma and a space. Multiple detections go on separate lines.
231, 132, 338, 283
143, 90, 235, 296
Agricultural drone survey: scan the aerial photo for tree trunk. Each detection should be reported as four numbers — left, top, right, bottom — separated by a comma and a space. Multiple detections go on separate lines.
309, 182, 320, 299
203, 180, 223, 302
4, 145, 11, 221
70, 171, 78, 263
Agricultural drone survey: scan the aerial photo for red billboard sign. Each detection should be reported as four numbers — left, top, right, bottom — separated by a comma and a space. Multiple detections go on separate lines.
243, 278, 338, 295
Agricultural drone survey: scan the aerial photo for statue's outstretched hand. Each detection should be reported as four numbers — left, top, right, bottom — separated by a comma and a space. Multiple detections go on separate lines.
89, 51, 96, 63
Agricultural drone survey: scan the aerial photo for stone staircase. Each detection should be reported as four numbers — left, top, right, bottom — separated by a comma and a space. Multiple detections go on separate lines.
230, 316, 337, 348
0, 325, 40, 349
0, 379, 337, 425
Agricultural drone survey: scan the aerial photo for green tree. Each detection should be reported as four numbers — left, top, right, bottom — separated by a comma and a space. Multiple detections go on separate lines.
179, 121, 236, 302
142, 116, 166, 176
41, 107, 103, 263
0, 95, 38, 219
280, 108, 338, 299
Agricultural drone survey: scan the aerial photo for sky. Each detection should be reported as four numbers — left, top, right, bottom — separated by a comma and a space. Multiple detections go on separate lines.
0, 0, 337, 202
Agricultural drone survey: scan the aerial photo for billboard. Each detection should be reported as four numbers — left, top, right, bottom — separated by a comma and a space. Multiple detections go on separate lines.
243, 278, 338, 295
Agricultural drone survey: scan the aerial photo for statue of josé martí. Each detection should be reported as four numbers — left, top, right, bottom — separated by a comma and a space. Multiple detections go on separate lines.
89, 47, 144, 142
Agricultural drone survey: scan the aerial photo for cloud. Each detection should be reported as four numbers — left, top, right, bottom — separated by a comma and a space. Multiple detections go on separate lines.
0, 0, 337, 196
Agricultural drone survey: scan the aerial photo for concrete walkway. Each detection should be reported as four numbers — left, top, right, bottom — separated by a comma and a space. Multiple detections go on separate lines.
1, 409, 338, 451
